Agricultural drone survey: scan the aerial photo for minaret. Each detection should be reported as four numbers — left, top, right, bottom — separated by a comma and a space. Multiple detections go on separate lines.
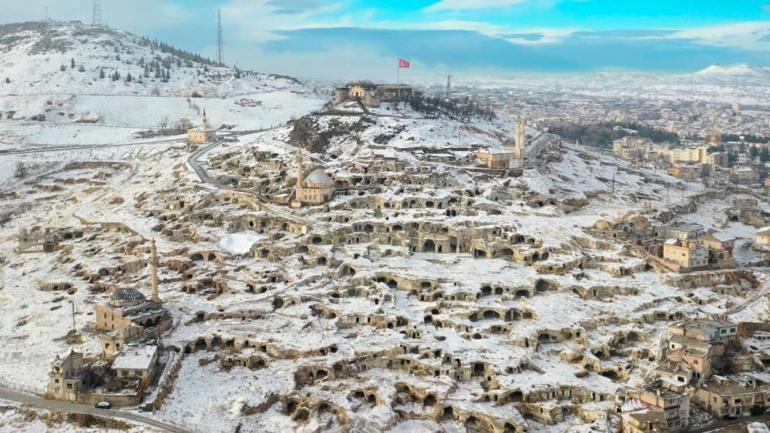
515, 119, 527, 167
295, 148, 304, 192
150, 239, 159, 303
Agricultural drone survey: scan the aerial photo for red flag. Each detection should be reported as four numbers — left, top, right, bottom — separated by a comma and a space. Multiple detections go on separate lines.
399, 59, 411, 68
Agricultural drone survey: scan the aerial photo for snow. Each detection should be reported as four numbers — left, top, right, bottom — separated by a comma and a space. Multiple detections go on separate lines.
0, 403, 159, 432
112, 345, 157, 371
218, 233, 263, 256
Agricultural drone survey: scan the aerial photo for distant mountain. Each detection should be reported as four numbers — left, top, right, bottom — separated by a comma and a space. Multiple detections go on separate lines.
0, 21, 302, 97
690, 64, 770, 85
695, 64, 770, 77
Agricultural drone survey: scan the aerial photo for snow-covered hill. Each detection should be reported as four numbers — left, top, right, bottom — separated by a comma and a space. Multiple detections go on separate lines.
0, 21, 326, 147
0, 21, 299, 97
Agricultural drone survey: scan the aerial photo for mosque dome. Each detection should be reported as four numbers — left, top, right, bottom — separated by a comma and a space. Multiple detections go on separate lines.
304, 169, 332, 186
110, 287, 146, 305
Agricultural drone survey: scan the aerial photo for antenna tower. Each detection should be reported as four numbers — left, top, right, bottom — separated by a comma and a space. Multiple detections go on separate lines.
217, 9, 224, 65
92, 0, 103, 27
446, 73, 453, 100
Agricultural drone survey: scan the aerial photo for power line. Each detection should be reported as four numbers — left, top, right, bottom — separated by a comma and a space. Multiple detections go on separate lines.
92, 0, 103, 27
217, 9, 224, 65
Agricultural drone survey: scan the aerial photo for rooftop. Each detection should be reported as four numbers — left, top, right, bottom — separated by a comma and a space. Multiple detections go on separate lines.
112, 345, 158, 371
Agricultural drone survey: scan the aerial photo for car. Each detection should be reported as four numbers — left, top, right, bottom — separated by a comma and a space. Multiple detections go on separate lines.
94, 401, 112, 409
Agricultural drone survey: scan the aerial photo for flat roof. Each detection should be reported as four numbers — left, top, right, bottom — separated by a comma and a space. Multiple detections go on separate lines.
112, 345, 157, 371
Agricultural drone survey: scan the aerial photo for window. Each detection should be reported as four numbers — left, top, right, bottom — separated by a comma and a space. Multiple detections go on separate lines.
66, 384, 73, 389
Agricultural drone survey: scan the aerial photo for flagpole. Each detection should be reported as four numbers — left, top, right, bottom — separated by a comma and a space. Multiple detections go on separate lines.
397, 60, 400, 85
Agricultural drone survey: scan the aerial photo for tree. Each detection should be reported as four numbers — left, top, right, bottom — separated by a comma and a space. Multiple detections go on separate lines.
4, 77, 9, 84
78, 65, 85, 72
761, 147, 770, 164
70, 58, 75, 69
99, 69, 105, 79
60, 65, 66, 72
126, 73, 133, 83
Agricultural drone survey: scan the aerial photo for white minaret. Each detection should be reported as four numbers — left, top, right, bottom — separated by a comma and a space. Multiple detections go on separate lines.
515, 119, 527, 165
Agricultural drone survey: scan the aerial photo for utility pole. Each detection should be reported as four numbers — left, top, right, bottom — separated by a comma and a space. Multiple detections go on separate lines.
217, 9, 224, 65
69, 300, 76, 333
611, 168, 616, 194
92, 0, 102, 27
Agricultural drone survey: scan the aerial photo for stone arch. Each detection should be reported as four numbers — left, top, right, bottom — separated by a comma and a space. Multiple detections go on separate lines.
500, 390, 524, 404
422, 239, 436, 253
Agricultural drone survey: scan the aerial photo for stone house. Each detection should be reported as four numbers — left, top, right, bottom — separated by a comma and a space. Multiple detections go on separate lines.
112, 345, 158, 389
693, 377, 765, 418
622, 410, 669, 433
730, 166, 759, 185
668, 163, 704, 180
612, 136, 653, 161
46, 350, 85, 402
666, 224, 705, 241
669, 320, 738, 344
700, 231, 736, 267
639, 386, 690, 431
662, 239, 708, 271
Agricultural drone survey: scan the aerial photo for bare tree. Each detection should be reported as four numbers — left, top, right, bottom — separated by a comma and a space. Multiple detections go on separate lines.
158, 115, 169, 132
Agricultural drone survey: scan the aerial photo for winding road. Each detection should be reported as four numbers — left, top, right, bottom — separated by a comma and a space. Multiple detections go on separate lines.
0, 387, 193, 433
186, 134, 310, 225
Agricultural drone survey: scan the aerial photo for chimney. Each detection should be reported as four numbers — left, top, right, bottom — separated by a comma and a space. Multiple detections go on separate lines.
151, 239, 159, 303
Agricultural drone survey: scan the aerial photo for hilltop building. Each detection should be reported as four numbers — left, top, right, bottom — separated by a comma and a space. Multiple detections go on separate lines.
334, 82, 413, 108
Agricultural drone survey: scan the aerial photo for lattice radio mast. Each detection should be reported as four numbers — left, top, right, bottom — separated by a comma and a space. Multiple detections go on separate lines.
217, 9, 224, 65
92, 0, 103, 27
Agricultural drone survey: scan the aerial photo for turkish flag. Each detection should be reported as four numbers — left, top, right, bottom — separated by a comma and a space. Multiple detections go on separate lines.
399, 59, 411, 68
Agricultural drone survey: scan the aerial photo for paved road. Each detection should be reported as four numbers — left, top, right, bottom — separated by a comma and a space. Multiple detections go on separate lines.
186, 135, 310, 225
0, 387, 193, 433
0, 128, 261, 156
0, 138, 182, 156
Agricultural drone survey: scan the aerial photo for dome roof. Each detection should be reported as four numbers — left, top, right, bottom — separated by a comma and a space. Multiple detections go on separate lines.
304, 169, 332, 185
111, 287, 146, 304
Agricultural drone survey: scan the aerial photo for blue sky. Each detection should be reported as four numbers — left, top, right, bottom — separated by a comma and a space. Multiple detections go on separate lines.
3, 0, 770, 79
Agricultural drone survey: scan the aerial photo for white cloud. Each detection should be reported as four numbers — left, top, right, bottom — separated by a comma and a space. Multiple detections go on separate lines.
673, 21, 770, 51
425, 0, 527, 12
